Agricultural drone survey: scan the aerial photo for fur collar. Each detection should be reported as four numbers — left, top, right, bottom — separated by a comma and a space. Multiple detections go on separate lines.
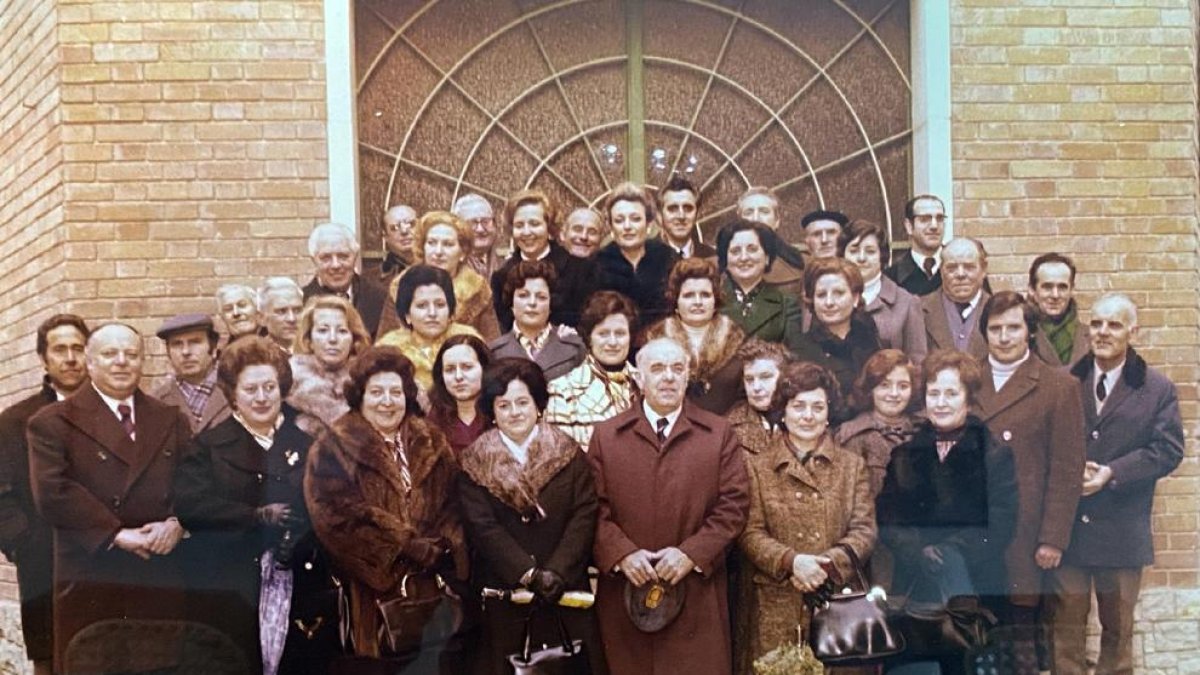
645, 314, 744, 380
286, 354, 350, 431
453, 266, 490, 321
1070, 346, 1147, 389
459, 422, 579, 518
325, 412, 448, 488
595, 238, 676, 273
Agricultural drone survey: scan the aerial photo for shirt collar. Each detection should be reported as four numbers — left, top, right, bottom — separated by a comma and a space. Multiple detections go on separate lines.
92, 383, 134, 422
642, 400, 683, 438
910, 247, 940, 273
499, 425, 539, 465
520, 246, 552, 262
862, 274, 883, 305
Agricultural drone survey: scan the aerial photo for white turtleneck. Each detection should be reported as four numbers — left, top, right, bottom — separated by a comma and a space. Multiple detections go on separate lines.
989, 350, 1031, 391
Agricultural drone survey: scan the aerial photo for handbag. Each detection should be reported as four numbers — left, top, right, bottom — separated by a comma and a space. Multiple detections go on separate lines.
807, 543, 905, 666
895, 594, 996, 658
507, 606, 590, 675
376, 573, 456, 655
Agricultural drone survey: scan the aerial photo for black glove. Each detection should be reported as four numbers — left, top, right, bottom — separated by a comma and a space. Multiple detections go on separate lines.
274, 530, 298, 568
528, 568, 566, 604
256, 503, 295, 527
403, 537, 448, 570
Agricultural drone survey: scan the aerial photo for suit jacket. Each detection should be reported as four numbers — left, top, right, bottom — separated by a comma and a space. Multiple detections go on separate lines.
151, 376, 232, 435
0, 378, 57, 660
1063, 348, 1184, 568
491, 242, 596, 331
589, 403, 749, 675
1033, 314, 1091, 369
977, 355, 1085, 603
489, 328, 587, 382
884, 252, 941, 296
866, 275, 928, 364
28, 385, 192, 670
302, 272, 388, 337
921, 289, 990, 359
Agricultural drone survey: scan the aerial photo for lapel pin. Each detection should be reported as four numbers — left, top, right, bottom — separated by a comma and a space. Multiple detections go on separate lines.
286, 450, 300, 467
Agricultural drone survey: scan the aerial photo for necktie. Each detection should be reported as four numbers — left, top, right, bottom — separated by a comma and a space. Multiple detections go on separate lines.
922, 257, 936, 278
1096, 373, 1108, 402
655, 417, 669, 445
117, 404, 135, 439
955, 301, 972, 319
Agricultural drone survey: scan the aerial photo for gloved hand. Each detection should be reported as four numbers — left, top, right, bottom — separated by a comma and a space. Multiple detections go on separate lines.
403, 537, 449, 570
255, 503, 297, 527
528, 568, 566, 604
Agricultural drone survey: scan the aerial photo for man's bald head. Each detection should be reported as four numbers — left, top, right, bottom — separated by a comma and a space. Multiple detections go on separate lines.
85, 323, 143, 399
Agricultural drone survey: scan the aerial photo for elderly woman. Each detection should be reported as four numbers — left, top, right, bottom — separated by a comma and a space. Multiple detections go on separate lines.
835, 348, 920, 499
643, 257, 745, 414
716, 219, 806, 352
876, 350, 1017, 675
490, 188, 595, 330
216, 283, 261, 343
738, 362, 876, 668
458, 358, 608, 675
544, 290, 640, 447
593, 181, 680, 326
175, 336, 338, 674
428, 334, 491, 458
839, 219, 927, 364
378, 210, 501, 340
378, 264, 483, 392
305, 346, 468, 666
727, 339, 791, 456
488, 260, 586, 381
287, 295, 372, 435
802, 257, 883, 416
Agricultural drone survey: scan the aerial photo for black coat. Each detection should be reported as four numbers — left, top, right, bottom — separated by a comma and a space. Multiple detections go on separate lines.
1064, 348, 1184, 567
593, 240, 680, 328
0, 378, 57, 661
174, 407, 337, 671
491, 242, 596, 331
801, 312, 882, 419
876, 416, 1018, 600
302, 273, 389, 337
884, 253, 942, 297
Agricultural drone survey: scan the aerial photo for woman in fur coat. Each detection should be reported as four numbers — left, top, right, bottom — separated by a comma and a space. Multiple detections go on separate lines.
642, 257, 747, 415
304, 346, 469, 670
286, 295, 373, 436
458, 358, 608, 675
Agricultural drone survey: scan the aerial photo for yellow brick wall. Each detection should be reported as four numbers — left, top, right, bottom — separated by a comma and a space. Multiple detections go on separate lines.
951, 2, 1200, 589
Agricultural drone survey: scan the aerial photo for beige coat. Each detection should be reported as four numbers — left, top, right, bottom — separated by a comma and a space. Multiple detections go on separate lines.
738, 434, 876, 664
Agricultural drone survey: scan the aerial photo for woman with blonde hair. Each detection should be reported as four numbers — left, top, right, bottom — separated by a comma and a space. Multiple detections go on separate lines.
287, 295, 372, 435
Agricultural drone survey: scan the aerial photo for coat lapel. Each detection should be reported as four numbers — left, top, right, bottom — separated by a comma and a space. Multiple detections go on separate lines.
1095, 372, 1134, 427
64, 386, 141, 467
978, 357, 1041, 421
125, 392, 177, 491
922, 293, 953, 351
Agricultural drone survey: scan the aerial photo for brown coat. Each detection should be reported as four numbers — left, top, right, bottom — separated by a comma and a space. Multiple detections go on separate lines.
152, 376, 232, 434
304, 412, 466, 658
834, 412, 916, 500
738, 435, 876, 664
589, 403, 750, 675
921, 290, 990, 359
976, 355, 1085, 605
728, 401, 775, 456
643, 315, 746, 414
27, 385, 193, 672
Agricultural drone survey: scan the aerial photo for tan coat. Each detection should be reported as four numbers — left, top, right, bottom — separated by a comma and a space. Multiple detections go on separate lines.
152, 376, 232, 435
738, 434, 876, 664
727, 401, 775, 457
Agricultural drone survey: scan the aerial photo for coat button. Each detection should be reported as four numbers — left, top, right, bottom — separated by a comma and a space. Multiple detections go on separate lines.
256, 473, 264, 483
111, 497, 121, 508
1081, 514, 1091, 524
97, 451, 109, 461
1002, 430, 1013, 442
1091, 430, 1100, 440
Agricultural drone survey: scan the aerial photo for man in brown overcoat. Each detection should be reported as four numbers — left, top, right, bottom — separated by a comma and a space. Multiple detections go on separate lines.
976, 292, 1085, 671
588, 337, 750, 675
28, 323, 193, 673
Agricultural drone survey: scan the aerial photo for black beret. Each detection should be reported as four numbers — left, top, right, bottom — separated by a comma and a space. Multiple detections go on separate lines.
800, 209, 849, 228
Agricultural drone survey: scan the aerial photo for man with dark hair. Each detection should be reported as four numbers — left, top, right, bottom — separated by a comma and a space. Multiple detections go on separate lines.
920, 237, 990, 358
0, 314, 90, 675
799, 208, 848, 260
885, 194, 947, 296
1028, 252, 1089, 367
658, 176, 715, 259
152, 313, 231, 434
975, 291, 1085, 672
29, 323, 193, 673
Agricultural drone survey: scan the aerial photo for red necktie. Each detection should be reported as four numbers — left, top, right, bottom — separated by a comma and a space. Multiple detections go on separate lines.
117, 404, 135, 439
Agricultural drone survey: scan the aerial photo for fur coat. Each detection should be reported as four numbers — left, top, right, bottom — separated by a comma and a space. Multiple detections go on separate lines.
376, 323, 482, 392
286, 354, 351, 437
304, 412, 466, 658
379, 265, 501, 341
643, 314, 746, 414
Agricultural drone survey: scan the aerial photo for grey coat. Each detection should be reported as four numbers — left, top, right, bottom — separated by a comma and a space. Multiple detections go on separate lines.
865, 276, 928, 365
489, 329, 586, 382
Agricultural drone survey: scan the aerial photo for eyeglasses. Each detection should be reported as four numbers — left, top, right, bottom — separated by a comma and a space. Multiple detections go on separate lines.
385, 221, 415, 233
466, 217, 494, 228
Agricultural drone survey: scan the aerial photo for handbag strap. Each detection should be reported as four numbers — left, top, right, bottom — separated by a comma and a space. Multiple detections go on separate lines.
833, 543, 870, 591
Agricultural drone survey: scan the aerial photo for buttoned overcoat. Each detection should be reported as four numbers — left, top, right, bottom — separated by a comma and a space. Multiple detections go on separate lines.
588, 404, 749, 675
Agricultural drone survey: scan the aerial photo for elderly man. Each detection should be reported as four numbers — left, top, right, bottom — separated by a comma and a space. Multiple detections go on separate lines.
302, 222, 388, 336
1028, 252, 1089, 367
736, 186, 804, 297
1050, 294, 1184, 675
658, 176, 715, 259
975, 291, 1085, 670
28, 323, 193, 673
454, 192, 503, 279
380, 203, 417, 281
799, 208, 848, 260
921, 237, 991, 359
258, 276, 305, 353
215, 283, 261, 342
0, 315, 90, 675
885, 194, 947, 296
589, 337, 750, 675
152, 313, 231, 434
559, 206, 605, 258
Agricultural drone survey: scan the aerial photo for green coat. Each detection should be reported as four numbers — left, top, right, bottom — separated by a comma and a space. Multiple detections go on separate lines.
721, 277, 807, 354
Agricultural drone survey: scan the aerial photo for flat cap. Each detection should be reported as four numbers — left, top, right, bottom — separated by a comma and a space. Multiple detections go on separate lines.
156, 313, 215, 340
801, 209, 849, 228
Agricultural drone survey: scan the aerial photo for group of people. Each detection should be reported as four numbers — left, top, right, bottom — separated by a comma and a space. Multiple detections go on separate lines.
0, 179, 1184, 675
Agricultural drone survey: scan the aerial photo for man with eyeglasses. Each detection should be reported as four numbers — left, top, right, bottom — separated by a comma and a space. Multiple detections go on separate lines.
454, 193, 503, 280
885, 194, 947, 296
380, 204, 417, 282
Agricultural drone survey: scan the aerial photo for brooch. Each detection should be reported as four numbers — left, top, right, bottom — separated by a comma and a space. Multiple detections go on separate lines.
285, 450, 300, 467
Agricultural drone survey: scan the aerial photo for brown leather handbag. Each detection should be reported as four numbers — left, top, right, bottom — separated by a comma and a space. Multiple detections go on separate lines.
807, 544, 905, 666
376, 573, 459, 655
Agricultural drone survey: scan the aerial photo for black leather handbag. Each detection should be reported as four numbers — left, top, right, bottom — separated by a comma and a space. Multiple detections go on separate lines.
507, 607, 590, 675
807, 543, 906, 666
376, 573, 461, 656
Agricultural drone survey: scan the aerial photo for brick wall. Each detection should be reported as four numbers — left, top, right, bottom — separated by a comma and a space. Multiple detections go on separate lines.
951, 2, 1200, 670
